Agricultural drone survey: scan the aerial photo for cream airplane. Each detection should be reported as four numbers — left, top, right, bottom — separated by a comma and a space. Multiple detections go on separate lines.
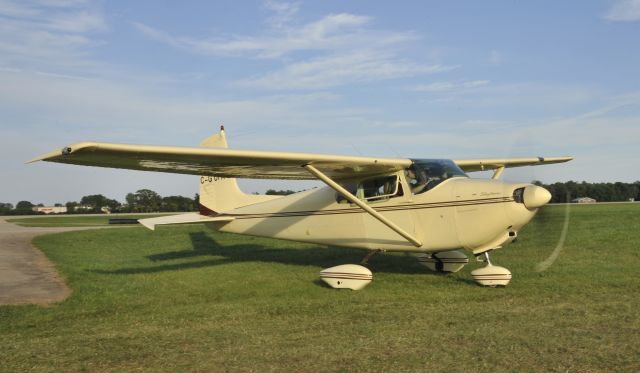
31, 127, 572, 289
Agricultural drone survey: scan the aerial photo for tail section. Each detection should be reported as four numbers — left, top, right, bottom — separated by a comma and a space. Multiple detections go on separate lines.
198, 126, 281, 214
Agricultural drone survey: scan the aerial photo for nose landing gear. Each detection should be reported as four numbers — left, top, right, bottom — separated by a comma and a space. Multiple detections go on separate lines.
471, 251, 512, 287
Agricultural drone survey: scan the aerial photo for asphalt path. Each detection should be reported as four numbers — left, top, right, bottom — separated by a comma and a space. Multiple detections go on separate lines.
0, 217, 115, 306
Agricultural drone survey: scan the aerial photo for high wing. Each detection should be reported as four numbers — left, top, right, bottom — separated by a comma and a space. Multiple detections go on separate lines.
29, 141, 412, 180
453, 157, 573, 173
30, 141, 572, 179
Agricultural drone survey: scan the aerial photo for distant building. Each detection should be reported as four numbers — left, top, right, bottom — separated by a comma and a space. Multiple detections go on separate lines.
32, 206, 67, 214
571, 197, 596, 204
73, 205, 93, 212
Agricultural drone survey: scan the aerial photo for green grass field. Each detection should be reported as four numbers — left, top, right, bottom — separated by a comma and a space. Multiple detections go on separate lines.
1, 204, 639, 372
6, 214, 169, 227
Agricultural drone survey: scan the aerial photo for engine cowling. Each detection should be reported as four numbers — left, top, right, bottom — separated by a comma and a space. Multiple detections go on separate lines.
514, 185, 552, 210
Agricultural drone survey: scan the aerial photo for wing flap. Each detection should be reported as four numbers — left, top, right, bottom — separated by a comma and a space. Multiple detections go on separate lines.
454, 156, 573, 172
30, 142, 411, 180
138, 212, 235, 231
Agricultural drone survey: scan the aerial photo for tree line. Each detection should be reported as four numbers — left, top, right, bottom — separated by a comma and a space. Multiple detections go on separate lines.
1, 188, 300, 215
2, 182, 637, 216
533, 181, 639, 203
0, 189, 199, 215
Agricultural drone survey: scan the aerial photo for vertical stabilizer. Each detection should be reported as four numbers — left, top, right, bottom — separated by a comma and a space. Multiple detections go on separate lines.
198, 126, 281, 214
200, 126, 229, 148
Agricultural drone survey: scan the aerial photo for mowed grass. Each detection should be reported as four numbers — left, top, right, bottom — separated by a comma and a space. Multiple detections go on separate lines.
1, 204, 639, 372
7, 214, 169, 227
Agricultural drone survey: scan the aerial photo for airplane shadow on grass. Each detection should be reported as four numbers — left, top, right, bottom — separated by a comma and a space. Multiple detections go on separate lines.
92, 231, 440, 276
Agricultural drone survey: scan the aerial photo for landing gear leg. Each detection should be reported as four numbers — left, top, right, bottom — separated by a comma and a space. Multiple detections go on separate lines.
360, 249, 382, 265
471, 250, 512, 287
482, 251, 492, 266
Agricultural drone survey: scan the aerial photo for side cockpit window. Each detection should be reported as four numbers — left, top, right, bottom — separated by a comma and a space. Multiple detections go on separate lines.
360, 175, 400, 201
337, 175, 402, 203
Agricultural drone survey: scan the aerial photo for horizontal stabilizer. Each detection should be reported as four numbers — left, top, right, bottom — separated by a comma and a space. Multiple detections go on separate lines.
138, 212, 234, 231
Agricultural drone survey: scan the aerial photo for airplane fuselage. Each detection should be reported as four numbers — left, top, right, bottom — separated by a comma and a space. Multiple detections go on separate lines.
211, 174, 538, 255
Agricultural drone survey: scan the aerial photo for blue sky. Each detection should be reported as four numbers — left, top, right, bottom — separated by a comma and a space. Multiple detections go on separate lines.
1, 0, 639, 205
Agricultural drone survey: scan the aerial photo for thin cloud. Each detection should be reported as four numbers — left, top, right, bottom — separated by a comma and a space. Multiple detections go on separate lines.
238, 52, 458, 90
133, 13, 416, 59
0, 68, 364, 138
417, 82, 600, 110
604, 0, 640, 22
488, 49, 503, 65
263, 0, 300, 29
47, 10, 105, 33
132, 3, 443, 90
411, 80, 490, 92
0, 0, 106, 71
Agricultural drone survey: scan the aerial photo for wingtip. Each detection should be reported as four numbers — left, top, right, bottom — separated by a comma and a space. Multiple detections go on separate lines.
547, 156, 574, 163
25, 142, 100, 164
25, 150, 61, 164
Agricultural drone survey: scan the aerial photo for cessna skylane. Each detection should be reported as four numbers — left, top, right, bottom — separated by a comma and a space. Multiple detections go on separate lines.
31, 127, 572, 289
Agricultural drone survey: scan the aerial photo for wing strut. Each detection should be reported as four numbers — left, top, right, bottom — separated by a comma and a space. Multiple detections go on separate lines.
303, 164, 422, 247
492, 166, 505, 179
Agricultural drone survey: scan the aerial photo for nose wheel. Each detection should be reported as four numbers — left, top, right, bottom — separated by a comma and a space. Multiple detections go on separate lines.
471, 251, 512, 287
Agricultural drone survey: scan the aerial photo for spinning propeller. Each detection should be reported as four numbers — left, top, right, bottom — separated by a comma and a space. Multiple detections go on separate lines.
502, 132, 572, 272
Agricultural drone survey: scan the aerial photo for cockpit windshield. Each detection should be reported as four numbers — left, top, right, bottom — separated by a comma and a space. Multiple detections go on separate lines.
406, 159, 468, 194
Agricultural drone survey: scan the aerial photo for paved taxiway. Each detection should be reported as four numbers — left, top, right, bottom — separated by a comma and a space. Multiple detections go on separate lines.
0, 217, 114, 305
